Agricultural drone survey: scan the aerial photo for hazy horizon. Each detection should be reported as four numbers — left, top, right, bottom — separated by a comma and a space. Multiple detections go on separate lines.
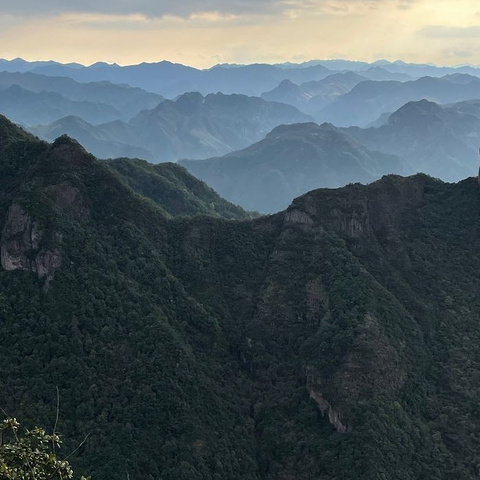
1, 0, 479, 68
3, 56, 480, 70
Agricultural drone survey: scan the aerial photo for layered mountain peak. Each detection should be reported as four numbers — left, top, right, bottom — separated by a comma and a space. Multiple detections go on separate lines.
171, 91, 205, 112
387, 98, 445, 126
50, 134, 94, 167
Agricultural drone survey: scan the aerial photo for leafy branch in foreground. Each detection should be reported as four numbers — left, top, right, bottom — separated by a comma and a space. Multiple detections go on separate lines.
0, 417, 89, 480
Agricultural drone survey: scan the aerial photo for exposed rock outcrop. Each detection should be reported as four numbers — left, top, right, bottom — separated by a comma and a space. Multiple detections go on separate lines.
49, 182, 90, 222
1, 203, 61, 289
309, 389, 349, 433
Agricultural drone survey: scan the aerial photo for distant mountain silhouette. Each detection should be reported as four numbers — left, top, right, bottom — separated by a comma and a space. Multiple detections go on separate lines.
30, 60, 198, 96
31, 116, 153, 160
0, 71, 164, 120
0, 57, 83, 73
318, 74, 480, 127
179, 122, 408, 213
345, 98, 480, 180
31, 92, 312, 162
24, 60, 334, 97
359, 66, 413, 82
262, 72, 367, 114
0, 85, 121, 125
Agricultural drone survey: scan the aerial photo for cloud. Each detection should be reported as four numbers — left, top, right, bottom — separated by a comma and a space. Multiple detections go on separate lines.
420, 25, 480, 38
442, 47, 475, 58
3, 0, 419, 18
0, 0, 280, 18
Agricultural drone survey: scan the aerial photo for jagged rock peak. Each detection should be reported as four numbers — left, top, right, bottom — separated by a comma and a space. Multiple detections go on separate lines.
52, 134, 87, 150
50, 134, 94, 166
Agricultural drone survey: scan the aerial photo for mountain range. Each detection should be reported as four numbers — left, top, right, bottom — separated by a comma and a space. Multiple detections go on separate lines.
180, 122, 409, 212
0, 85, 123, 126
261, 72, 368, 115
3, 115, 480, 479
177, 98, 480, 213
5, 57, 480, 99
345, 98, 480, 181
23, 60, 334, 97
31, 92, 312, 162
0, 71, 164, 125
317, 73, 480, 127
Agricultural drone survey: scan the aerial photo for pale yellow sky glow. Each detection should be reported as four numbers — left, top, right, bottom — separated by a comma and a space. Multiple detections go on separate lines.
1, 0, 480, 67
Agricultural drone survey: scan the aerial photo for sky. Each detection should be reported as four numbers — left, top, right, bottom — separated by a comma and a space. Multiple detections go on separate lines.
1, 0, 480, 68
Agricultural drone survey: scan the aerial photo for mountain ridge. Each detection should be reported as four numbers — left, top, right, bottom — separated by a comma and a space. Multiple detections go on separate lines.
31, 92, 312, 162
3, 110, 480, 480
180, 122, 410, 212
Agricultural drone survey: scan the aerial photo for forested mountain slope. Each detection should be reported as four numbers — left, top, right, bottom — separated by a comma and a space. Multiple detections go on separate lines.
180, 122, 408, 212
2, 116, 480, 480
106, 157, 253, 219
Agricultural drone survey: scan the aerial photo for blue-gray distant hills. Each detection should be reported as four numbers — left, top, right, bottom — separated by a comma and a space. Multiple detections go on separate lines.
0, 71, 164, 124
0, 85, 122, 125
317, 74, 480, 127
261, 72, 368, 114
179, 122, 409, 213
5, 57, 480, 98
179, 98, 480, 213
31, 92, 312, 162
344, 98, 480, 180
26, 60, 334, 97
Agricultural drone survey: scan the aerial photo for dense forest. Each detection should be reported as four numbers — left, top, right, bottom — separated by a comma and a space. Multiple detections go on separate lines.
2, 115, 480, 479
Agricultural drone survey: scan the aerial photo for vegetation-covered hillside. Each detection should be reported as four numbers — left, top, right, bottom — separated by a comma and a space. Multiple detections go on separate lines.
106, 157, 254, 219
2, 116, 480, 479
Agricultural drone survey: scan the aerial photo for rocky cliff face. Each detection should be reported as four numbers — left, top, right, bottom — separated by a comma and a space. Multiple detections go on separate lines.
1, 203, 61, 289
288, 174, 427, 240
309, 389, 349, 433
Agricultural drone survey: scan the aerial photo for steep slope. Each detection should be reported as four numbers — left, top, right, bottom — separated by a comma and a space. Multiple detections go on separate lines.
4, 116, 480, 480
0, 85, 121, 126
106, 158, 254, 219
180, 122, 409, 212
0, 71, 164, 120
345, 99, 480, 181
0, 123, 265, 480
33, 92, 312, 162
318, 74, 480, 127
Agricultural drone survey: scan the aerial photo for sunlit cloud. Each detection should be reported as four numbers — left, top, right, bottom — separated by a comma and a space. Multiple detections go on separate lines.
1, 0, 480, 67
421, 25, 480, 38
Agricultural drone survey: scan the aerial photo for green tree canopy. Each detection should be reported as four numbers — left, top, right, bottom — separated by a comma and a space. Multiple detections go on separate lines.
0, 418, 88, 480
